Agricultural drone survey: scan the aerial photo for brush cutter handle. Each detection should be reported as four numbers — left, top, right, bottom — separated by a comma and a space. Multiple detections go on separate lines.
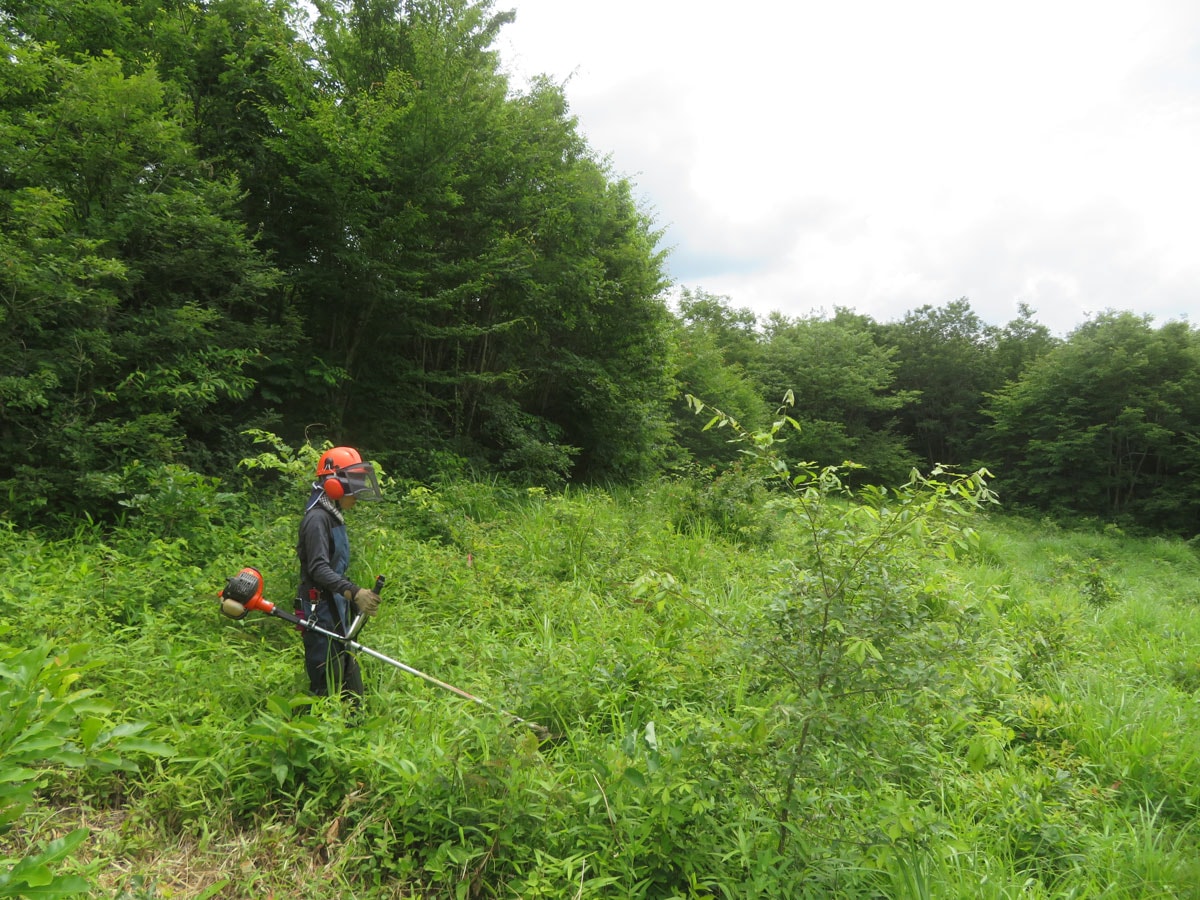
346, 574, 385, 639
269, 606, 305, 627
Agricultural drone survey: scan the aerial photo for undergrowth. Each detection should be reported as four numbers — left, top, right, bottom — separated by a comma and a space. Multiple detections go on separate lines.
2, 438, 1198, 898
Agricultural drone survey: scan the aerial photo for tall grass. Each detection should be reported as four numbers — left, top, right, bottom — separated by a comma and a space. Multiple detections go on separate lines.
2, 484, 1198, 898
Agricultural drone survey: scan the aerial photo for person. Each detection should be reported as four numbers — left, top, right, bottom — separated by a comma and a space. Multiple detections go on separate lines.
295, 445, 383, 704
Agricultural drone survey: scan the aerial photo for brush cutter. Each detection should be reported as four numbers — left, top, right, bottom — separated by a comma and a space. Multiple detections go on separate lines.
218, 567, 551, 740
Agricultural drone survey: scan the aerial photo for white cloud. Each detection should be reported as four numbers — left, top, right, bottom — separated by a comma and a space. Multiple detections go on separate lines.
499, 0, 1200, 336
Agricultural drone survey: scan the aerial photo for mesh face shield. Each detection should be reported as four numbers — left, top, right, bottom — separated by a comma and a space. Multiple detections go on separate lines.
341, 461, 382, 500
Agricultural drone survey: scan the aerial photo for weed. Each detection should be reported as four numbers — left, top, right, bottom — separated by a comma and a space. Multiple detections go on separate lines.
5, 444, 1200, 897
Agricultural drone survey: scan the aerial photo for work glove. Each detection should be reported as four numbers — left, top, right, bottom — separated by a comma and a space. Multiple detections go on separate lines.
351, 587, 381, 617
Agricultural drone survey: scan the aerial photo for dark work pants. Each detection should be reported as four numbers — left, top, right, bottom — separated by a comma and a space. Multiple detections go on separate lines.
301, 598, 363, 702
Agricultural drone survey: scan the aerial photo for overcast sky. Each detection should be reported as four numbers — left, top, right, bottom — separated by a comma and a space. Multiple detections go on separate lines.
496, 0, 1200, 336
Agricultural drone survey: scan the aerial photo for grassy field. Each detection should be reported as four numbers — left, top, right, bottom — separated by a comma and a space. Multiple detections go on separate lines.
2, 471, 1199, 898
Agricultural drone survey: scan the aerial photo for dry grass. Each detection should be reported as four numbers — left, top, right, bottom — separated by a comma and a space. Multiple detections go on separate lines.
4, 801, 415, 899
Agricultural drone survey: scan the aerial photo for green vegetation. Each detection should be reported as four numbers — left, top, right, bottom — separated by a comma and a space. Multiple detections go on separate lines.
5, 0, 1200, 535
4, 0, 1199, 893
2, 428, 1197, 897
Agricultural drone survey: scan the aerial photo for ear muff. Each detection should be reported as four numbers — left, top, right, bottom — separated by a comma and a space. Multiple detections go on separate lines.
322, 474, 348, 500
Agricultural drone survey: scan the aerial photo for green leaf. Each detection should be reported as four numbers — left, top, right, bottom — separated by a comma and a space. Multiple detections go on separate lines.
623, 767, 646, 788
100, 722, 147, 741
12, 864, 53, 887
643, 721, 658, 751
0, 768, 39, 784
77, 717, 104, 749
5, 735, 65, 759
50, 751, 87, 768
266, 695, 292, 719
1, 828, 89, 895
116, 739, 174, 757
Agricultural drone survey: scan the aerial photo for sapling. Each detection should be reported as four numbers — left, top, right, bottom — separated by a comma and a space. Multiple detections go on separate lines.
678, 394, 998, 858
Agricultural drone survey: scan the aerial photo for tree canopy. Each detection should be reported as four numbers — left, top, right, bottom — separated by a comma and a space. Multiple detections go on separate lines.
2, 0, 1196, 536
1, 0, 673, 515
985, 312, 1200, 531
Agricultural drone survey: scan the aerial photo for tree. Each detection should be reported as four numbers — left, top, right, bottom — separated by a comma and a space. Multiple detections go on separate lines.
874, 299, 1000, 468
984, 312, 1200, 531
0, 36, 291, 519
252, 0, 673, 482
669, 290, 768, 468
676, 287, 762, 371
2, 0, 679, 510
992, 302, 1058, 385
0, 0, 138, 60
505, 148, 674, 480
752, 312, 916, 482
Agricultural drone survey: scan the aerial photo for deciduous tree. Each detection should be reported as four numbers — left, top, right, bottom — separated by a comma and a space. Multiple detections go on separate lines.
0, 37, 289, 518
753, 312, 916, 482
984, 312, 1200, 531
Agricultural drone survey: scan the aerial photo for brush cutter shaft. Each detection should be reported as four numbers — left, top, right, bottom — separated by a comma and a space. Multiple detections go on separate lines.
268, 606, 304, 627
352, 642, 488, 706
222, 567, 546, 735
269, 607, 542, 732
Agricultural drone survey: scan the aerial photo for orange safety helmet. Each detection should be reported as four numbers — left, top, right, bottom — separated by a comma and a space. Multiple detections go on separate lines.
315, 446, 382, 501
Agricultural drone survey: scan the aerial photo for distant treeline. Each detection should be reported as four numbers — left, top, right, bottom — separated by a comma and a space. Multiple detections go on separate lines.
676, 294, 1200, 535
3, 0, 1198, 534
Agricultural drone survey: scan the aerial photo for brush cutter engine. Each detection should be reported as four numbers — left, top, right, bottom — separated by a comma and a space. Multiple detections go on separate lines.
219, 566, 265, 619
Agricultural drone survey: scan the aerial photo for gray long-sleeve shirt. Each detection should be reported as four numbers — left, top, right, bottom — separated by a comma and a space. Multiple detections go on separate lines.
296, 502, 360, 630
